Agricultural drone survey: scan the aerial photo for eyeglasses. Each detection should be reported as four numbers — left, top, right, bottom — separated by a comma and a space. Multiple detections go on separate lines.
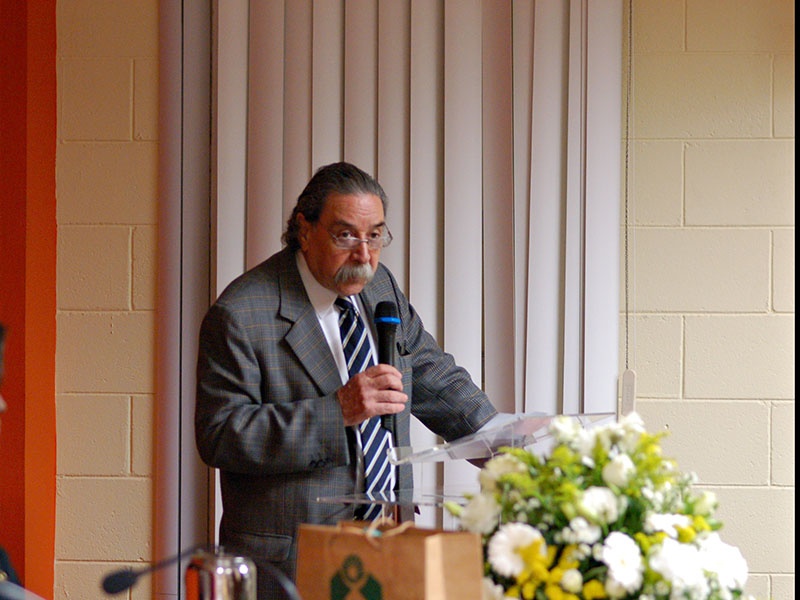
328, 227, 393, 251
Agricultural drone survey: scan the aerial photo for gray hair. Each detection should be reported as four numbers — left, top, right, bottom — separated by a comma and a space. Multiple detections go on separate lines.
282, 162, 388, 251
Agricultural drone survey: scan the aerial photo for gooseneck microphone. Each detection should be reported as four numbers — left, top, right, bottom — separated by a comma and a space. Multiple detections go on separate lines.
374, 301, 400, 439
101, 544, 204, 595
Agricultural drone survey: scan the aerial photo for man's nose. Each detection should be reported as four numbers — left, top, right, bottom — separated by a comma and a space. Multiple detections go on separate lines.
351, 241, 372, 261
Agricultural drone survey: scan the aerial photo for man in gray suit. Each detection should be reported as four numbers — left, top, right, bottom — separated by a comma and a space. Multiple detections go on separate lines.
195, 162, 497, 599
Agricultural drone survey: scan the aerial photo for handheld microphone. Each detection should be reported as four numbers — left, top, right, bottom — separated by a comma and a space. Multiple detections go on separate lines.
374, 301, 400, 438
375, 301, 400, 367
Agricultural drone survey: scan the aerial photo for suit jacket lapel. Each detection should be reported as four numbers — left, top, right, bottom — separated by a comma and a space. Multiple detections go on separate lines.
276, 250, 343, 395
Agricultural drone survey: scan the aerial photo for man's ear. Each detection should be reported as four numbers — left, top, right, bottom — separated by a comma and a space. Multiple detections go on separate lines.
297, 213, 310, 250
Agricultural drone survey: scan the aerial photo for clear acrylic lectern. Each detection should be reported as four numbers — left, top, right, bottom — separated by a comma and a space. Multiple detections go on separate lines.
315, 411, 618, 519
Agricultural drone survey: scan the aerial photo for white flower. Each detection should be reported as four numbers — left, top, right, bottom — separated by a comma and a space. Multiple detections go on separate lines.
550, 415, 583, 442
694, 491, 718, 516
645, 512, 691, 538
487, 522, 544, 578
649, 538, 709, 599
479, 453, 527, 492
460, 491, 501, 535
560, 568, 583, 593
599, 532, 643, 598
697, 532, 749, 591
602, 453, 635, 488
578, 486, 621, 525
618, 411, 645, 433
481, 576, 506, 600
552, 416, 597, 457
561, 517, 602, 545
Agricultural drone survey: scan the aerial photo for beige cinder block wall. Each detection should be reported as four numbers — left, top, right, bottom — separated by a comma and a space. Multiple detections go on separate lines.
50, 0, 793, 599
623, 1, 795, 599
54, 2, 158, 599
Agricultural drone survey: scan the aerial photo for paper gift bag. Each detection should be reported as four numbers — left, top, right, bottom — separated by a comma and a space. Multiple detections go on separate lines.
296, 520, 483, 600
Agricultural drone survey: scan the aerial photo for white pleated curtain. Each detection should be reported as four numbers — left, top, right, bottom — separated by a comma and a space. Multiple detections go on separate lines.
212, 0, 621, 512
155, 2, 622, 589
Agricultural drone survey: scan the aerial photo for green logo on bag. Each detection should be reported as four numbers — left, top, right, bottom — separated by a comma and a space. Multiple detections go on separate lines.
330, 554, 382, 600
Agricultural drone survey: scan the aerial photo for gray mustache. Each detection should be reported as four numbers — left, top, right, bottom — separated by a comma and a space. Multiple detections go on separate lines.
335, 263, 375, 285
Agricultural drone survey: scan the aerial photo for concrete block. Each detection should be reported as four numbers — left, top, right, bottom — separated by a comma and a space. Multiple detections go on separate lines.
57, 312, 155, 394
57, 142, 158, 224
686, 140, 795, 226
56, 394, 131, 476
628, 140, 683, 226
774, 54, 795, 138
132, 395, 153, 476
687, 0, 795, 52
58, 0, 158, 58
637, 399, 769, 485
58, 225, 131, 310
711, 486, 794, 573
59, 58, 132, 141
634, 53, 771, 138
773, 229, 795, 312
771, 401, 795, 485
685, 315, 795, 399
55, 477, 152, 561
632, 0, 684, 52
618, 315, 682, 398
132, 226, 156, 310
134, 58, 158, 141
632, 228, 770, 312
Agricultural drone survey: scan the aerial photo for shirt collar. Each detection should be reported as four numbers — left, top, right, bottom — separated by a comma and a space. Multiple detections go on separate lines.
296, 251, 339, 316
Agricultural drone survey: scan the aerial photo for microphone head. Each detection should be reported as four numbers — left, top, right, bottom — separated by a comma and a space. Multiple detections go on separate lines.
375, 301, 399, 324
102, 569, 140, 595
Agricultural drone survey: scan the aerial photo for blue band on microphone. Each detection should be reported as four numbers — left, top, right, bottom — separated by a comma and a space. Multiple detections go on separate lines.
374, 316, 401, 324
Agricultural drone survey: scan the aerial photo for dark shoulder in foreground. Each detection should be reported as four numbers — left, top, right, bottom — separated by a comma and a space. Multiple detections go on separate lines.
0, 545, 20, 585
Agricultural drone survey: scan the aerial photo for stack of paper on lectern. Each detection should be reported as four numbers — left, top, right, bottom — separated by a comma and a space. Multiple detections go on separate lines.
388, 411, 618, 465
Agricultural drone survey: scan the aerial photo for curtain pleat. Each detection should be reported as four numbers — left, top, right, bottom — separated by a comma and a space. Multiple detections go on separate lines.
246, 1, 286, 266
526, 0, 570, 414
343, 0, 378, 172
482, 0, 516, 410
375, 0, 410, 285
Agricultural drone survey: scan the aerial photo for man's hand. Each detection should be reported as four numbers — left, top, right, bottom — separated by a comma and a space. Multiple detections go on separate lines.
336, 364, 407, 426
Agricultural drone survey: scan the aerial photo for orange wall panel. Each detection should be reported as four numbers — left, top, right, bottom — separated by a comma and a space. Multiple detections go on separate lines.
0, 1, 57, 596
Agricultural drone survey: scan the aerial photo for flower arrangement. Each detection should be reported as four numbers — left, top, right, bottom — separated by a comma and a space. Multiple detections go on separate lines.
445, 412, 751, 600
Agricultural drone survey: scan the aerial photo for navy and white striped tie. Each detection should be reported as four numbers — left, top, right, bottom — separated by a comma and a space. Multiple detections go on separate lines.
335, 296, 394, 520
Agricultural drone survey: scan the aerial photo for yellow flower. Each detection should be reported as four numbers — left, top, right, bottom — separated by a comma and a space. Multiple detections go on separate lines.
692, 515, 711, 532
543, 581, 579, 600
518, 538, 556, 581
582, 579, 607, 599
675, 524, 696, 543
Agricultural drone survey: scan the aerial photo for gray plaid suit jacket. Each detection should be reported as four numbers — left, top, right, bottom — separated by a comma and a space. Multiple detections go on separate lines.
195, 246, 496, 598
